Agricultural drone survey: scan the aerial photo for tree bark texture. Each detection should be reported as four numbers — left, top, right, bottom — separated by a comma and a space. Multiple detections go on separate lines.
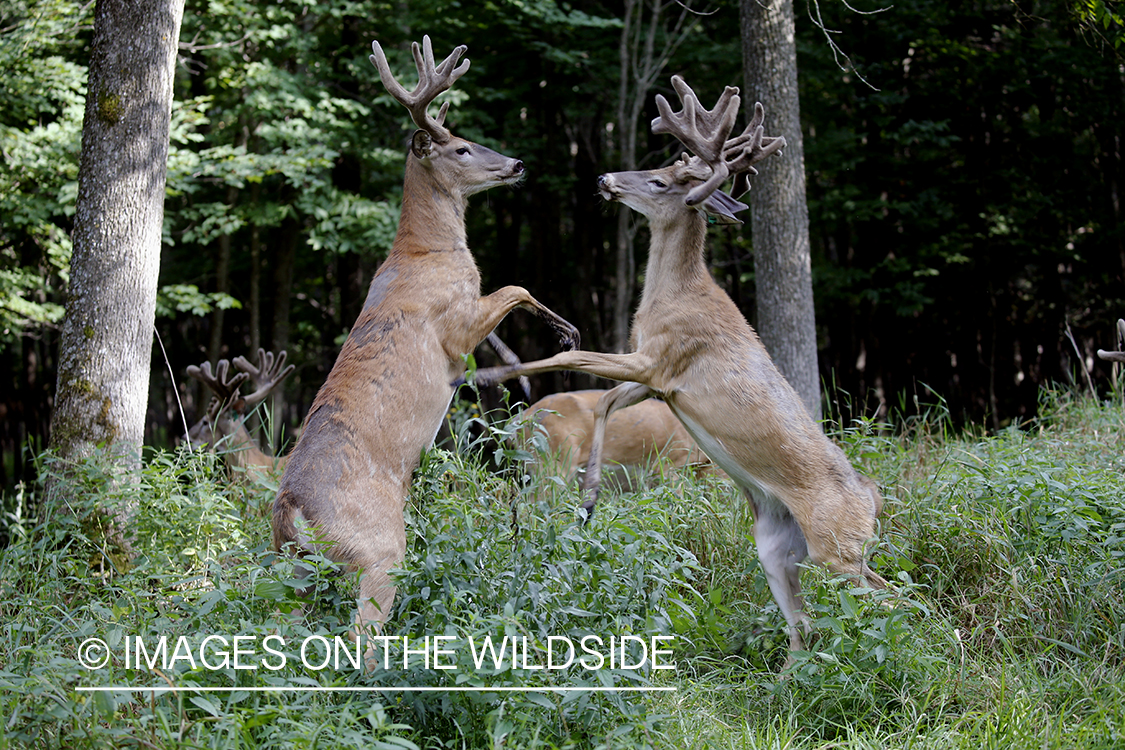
49, 0, 185, 464
740, 0, 822, 421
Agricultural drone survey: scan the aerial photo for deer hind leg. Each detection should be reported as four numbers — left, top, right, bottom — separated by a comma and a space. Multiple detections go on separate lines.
352, 519, 408, 641
351, 556, 401, 672
803, 495, 887, 590
748, 492, 811, 654
355, 568, 397, 636
580, 382, 655, 518
275, 508, 337, 620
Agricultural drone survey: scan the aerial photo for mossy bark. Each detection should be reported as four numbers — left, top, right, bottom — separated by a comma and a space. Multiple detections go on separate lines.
49, 0, 186, 487
740, 0, 822, 422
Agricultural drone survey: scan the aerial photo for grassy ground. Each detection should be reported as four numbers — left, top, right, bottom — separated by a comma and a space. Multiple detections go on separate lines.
0, 387, 1123, 748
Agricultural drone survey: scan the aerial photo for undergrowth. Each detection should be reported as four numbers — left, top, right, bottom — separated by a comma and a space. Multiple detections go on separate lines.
0, 387, 1122, 748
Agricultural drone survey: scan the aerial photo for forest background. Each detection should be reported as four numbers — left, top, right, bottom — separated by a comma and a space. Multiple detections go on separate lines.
2, 0, 1124, 492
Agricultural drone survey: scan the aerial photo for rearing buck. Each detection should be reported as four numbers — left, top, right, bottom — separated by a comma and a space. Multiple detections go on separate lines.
273, 36, 579, 635
187, 349, 295, 483
470, 76, 886, 663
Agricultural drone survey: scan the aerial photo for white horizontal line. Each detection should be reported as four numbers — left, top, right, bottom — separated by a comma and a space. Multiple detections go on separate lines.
76, 685, 675, 693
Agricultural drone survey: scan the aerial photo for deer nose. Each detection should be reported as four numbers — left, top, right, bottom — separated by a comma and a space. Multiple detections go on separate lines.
512, 160, 524, 174
597, 174, 609, 188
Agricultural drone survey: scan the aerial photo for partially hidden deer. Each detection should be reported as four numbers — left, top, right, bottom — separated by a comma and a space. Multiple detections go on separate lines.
515, 390, 712, 485
469, 76, 886, 664
187, 349, 295, 485
272, 36, 579, 636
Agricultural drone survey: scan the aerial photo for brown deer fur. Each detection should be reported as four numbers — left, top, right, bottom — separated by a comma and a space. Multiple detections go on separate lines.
272, 37, 578, 635
516, 390, 711, 483
188, 337, 523, 485
188, 410, 286, 484
470, 77, 886, 664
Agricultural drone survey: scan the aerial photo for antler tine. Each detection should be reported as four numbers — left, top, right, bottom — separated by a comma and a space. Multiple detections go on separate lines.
202, 395, 224, 422
187, 359, 250, 415
723, 101, 787, 199
369, 34, 470, 144
232, 348, 295, 411
651, 75, 741, 206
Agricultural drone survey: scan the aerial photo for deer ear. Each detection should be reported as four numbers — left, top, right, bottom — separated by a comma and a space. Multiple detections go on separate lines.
730, 171, 755, 200
411, 129, 433, 159
700, 189, 747, 225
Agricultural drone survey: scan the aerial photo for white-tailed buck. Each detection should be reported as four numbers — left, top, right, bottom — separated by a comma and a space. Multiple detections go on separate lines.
188, 336, 525, 483
470, 76, 886, 664
515, 390, 711, 485
1097, 319, 1125, 363
272, 36, 579, 636
187, 349, 295, 484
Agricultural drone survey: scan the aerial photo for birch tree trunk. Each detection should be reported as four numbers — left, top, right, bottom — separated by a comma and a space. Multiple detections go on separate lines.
740, 0, 822, 421
49, 0, 185, 473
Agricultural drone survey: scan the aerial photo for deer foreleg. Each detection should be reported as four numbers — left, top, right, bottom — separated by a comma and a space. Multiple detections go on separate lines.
580, 382, 655, 517
485, 332, 531, 401
471, 287, 580, 352
469, 350, 658, 389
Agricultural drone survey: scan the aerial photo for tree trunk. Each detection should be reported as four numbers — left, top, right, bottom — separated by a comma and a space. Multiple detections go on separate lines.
208, 185, 239, 365
50, 0, 185, 471
269, 218, 298, 449
740, 0, 822, 421
249, 180, 262, 356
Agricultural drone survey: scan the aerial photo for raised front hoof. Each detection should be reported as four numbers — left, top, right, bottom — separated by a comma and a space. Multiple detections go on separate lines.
556, 326, 580, 352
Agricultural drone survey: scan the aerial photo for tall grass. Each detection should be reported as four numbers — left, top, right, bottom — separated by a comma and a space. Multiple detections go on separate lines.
0, 387, 1123, 748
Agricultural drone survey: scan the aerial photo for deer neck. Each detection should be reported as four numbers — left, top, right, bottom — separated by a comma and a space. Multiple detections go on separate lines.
640, 212, 709, 304
392, 156, 469, 254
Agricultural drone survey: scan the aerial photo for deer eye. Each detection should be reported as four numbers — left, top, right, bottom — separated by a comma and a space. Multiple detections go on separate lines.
456, 146, 470, 155
649, 179, 667, 189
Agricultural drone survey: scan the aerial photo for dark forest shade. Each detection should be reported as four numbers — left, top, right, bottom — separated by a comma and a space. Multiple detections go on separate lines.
2, 0, 1123, 491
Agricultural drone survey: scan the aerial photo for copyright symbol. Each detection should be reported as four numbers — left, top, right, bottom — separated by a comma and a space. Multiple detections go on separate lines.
77, 638, 110, 670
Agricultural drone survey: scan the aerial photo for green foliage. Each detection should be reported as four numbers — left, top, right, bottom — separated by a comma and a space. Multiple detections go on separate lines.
802, 0, 1125, 422
1073, 0, 1125, 49
3, 390, 1125, 747
0, 0, 88, 343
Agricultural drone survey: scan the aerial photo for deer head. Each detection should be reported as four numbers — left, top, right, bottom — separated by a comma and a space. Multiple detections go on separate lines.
187, 349, 294, 450
370, 35, 523, 197
598, 75, 785, 225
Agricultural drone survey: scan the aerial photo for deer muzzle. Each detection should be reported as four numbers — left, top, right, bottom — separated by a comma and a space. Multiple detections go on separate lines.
597, 173, 618, 200
504, 160, 525, 182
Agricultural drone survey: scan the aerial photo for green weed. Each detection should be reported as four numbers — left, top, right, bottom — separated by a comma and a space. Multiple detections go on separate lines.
1, 388, 1123, 748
